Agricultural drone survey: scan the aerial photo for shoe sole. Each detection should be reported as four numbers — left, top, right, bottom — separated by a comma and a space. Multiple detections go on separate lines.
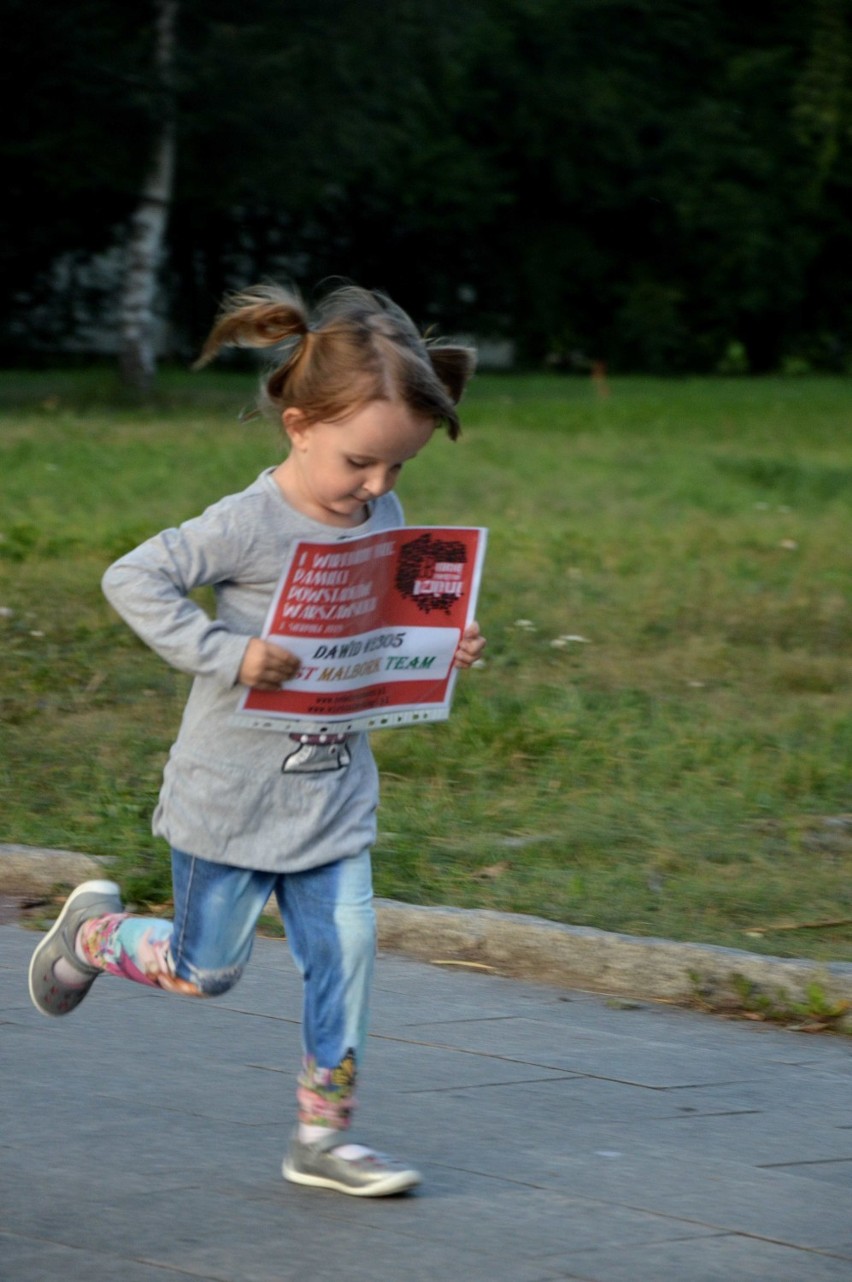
282, 1160, 421, 1197
27, 879, 121, 1017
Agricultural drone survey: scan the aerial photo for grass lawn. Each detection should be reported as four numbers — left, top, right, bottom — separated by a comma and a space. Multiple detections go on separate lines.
2, 366, 851, 961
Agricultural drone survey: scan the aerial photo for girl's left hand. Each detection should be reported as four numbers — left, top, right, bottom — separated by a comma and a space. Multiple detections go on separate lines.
453, 621, 486, 669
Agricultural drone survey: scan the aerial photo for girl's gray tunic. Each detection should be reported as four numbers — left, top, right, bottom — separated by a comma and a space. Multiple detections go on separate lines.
102, 469, 404, 873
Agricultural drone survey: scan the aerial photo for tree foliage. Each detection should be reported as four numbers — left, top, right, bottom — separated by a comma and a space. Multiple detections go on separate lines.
3, 0, 851, 372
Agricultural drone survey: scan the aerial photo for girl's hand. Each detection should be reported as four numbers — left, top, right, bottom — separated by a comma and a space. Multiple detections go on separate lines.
239, 638, 302, 690
453, 621, 486, 669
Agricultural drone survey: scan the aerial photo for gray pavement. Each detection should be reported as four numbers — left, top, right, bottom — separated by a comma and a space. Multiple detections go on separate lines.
3, 921, 852, 1282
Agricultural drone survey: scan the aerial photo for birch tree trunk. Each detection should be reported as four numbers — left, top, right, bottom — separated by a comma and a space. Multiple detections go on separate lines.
118, 0, 178, 394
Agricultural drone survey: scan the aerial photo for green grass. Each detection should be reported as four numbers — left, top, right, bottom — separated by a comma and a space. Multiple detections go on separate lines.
2, 367, 852, 961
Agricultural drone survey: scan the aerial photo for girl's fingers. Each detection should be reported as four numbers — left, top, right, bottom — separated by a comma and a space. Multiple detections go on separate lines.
240, 638, 301, 687
454, 626, 487, 668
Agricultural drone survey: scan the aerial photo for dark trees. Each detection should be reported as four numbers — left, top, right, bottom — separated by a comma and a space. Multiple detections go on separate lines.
2, 0, 851, 374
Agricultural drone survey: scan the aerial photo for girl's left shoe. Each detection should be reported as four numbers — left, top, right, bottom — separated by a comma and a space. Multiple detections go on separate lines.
283, 1131, 421, 1196
28, 880, 124, 1017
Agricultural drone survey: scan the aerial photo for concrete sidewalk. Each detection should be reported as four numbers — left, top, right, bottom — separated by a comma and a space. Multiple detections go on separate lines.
3, 921, 852, 1281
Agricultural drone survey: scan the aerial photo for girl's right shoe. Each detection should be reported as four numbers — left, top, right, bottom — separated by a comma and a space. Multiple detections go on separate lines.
28, 879, 123, 1017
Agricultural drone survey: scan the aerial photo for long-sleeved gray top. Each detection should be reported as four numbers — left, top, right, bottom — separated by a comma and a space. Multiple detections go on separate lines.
102, 467, 404, 872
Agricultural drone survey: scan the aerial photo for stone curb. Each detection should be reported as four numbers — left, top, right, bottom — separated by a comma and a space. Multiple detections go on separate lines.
4, 843, 852, 1024
0, 844, 113, 894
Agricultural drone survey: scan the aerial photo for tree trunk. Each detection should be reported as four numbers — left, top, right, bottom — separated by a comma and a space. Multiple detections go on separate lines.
118, 0, 177, 394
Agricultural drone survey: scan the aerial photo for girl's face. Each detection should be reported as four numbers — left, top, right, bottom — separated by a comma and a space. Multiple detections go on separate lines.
275, 399, 435, 527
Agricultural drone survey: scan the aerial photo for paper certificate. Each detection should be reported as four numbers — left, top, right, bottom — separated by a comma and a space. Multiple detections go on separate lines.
235, 526, 487, 733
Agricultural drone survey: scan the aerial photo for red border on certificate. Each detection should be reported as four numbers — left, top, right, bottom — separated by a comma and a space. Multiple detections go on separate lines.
235, 526, 487, 732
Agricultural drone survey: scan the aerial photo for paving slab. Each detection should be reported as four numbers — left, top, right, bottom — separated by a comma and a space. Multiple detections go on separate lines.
3, 922, 852, 1282
542, 1233, 852, 1282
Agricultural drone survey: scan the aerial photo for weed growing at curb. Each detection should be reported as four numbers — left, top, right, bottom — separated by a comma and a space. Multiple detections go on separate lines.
687, 968, 852, 1033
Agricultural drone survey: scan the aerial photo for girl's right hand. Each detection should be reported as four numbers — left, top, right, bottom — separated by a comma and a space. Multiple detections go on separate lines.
238, 638, 302, 690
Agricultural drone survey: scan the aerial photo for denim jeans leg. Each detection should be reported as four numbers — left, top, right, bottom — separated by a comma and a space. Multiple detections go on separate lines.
170, 848, 277, 996
278, 851, 376, 1127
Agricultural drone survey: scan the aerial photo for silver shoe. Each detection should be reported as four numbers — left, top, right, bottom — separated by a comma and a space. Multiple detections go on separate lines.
28, 880, 123, 1017
283, 1131, 421, 1197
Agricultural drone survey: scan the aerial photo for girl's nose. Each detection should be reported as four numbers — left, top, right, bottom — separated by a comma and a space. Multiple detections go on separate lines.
361, 469, 394, 498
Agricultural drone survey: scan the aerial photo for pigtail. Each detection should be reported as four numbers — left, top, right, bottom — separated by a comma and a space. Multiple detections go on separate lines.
194, 278, 477, 434
192, 285, 309, 369
426, 344, 477, 406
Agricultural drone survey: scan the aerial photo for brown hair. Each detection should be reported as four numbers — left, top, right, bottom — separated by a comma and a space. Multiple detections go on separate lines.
194, 282, 476, 439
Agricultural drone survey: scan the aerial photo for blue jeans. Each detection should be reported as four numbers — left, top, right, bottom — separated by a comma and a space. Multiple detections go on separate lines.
81, 848, 376, 1127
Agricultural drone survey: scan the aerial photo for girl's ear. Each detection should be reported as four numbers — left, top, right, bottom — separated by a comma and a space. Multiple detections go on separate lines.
282, 407, 310, 449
